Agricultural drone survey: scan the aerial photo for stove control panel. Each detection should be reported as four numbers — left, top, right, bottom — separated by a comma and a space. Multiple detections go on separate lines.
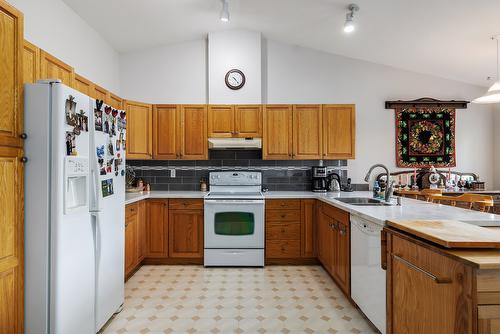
209, 171, 262, 186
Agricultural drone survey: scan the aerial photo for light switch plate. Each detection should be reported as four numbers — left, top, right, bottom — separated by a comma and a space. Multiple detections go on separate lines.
170, 169, 176, 178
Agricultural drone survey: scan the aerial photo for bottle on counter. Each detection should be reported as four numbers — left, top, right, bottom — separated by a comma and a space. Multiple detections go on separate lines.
200, 178, 207, 192
373, 181, 381, 199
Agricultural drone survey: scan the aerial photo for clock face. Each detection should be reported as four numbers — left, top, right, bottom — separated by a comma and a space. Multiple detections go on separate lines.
225, 69, 245, 90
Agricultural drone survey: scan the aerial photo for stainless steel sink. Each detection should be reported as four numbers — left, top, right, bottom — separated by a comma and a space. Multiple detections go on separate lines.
335, 197, 393, 206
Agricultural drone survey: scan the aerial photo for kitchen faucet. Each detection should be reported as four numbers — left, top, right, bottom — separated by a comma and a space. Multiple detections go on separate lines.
364, 164, 394, 202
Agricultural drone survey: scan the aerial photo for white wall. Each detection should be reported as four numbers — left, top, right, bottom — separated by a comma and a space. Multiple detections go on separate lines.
9, 0, 120, 93
119, 40, 206, 104
265, 40, 495, 186
208, 30, 261, 104
118, 37, 495, 187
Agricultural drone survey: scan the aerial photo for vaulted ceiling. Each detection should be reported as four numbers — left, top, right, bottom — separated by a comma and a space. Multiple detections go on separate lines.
63, 0, 500, 87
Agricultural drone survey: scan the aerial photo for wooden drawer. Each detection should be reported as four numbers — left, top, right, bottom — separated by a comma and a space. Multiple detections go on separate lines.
126, 203, 138, 219
320, 202, 349, 223
266, 222, 300, 240
391, 234, 463, 281
266, 199, 301, 210
266, 210, 301, 222
169, 199, 203, 210
266, 240, 300, 258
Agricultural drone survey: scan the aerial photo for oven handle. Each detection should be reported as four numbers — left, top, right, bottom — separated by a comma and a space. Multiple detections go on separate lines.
204, 199, 265, 204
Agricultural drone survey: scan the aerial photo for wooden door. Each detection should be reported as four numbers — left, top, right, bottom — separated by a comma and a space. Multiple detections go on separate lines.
108, 93, 123, 110
39, 50, 74, 86
125, 100, 153, 159
0, 146, 24, 334
146, 200, 169, 258
301, 200, 316, 258
334, 218, 350, 294
317, 210, 333, 273
0, 2, 23, 148
208, 105, 234, 137
180, 105, 207, 160
235, 105, 262, 138
323, 104, 355, 159
292, 105, 322, 159
92, 84, 108, 102
153, 105, 179, 159
387, 233, 473, 334
124, 210, 137, 276
168, 210, 203, 258
263, 105, 292, 159
73, 74, 93, 96
23, 40, 39, 84
136, 200, 147, 261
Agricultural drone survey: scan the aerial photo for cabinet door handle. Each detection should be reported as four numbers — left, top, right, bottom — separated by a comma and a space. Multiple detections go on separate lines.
20, 157, 28, 163
393, 254, 452, 284
19, 133, 27, 139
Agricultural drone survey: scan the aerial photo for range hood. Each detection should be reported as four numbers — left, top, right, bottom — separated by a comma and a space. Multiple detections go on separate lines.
208, 138, 262, 150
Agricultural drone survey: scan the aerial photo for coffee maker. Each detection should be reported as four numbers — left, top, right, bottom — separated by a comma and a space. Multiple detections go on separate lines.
312, 166, 328, 192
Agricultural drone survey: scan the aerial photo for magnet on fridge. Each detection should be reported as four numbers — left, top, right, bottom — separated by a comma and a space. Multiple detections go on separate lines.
115, 139, 121, 151
104, 117, 109, 134
65, 131, 76, 156
96, 99, 104, 111
100, 167, 106, 175
73, 126, 81, 136
104, 105, 112, 115
107, 141, 114, 156
65, 95, 78, 126
112, 108, 118, 118
76, 110, 88, 132
117, 152, 121, 158
101, 179, 114, 197
98, 158, 104, 168
121, 170, 125, 176
94, 108, 103, 131
96, 145, 105, 159
115, 172, 119, 176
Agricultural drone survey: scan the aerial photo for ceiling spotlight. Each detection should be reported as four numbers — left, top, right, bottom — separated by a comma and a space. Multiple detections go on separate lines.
343, 4, 359, 33
220, 0, 230, 23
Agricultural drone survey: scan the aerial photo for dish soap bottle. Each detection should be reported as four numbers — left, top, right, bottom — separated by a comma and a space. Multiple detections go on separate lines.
373, 181, 381, 199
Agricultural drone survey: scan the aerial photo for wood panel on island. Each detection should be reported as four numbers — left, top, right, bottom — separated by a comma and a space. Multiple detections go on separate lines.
383, 224, 500, 334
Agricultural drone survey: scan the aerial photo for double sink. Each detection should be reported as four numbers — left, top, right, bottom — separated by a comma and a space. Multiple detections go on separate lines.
334, 197, 393, 206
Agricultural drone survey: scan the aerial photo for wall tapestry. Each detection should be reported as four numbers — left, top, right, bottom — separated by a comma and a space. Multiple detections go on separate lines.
385, 98, 469, 168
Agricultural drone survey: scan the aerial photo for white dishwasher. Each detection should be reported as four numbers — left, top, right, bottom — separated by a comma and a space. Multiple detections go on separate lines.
350, 215, 386, 334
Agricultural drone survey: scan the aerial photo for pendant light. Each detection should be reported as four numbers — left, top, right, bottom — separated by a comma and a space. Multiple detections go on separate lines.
220, 0, 230, 23
473, 35, 500, 104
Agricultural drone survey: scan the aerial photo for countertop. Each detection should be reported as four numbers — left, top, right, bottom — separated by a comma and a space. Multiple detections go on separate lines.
126, 190, 500, 227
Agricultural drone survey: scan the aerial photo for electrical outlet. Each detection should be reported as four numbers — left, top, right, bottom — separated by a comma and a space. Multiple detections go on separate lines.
170, 169, 176, 178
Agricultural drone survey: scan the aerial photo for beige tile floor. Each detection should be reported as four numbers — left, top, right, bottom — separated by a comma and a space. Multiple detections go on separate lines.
102, 265, 378, 334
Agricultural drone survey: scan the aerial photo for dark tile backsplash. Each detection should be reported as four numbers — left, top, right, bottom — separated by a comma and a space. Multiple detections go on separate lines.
127, 149, 357, 191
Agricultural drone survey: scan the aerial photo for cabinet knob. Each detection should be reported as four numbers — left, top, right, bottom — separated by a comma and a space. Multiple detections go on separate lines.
281, 229, 285, 233
19, 133, 27, 139
20, 157, 28, 163
280, 214, 286, 218
130, 208, 135, 212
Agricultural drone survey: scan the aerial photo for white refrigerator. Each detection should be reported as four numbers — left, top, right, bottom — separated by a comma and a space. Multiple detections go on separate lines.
24, 81, 126, 334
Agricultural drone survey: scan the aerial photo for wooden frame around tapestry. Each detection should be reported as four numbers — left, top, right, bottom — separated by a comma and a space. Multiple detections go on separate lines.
385, 98, 469, 168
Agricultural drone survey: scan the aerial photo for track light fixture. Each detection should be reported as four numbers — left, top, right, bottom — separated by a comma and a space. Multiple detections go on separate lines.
220, 0, 230, 23
344, 4, 359, 33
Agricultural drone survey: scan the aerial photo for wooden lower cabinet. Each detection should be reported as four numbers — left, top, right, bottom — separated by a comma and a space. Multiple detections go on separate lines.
146, 200, 169, 258
317, 202, 350, 295
265, 199, 316, 262
384, 229, 500, 334
168, 207, 203, 258
125, 203, 139, 278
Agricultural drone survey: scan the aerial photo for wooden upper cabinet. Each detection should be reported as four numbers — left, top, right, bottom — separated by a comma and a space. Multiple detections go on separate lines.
180, 105, 207, 160
124, 100, 153, 159
263, 105, 293, 160
92, 84, 108, 103
0, 2, 23, 149
0, 146, 24, 334
23, 40, 39, 84
108, 92, 123, 110
39, 50, 74, 86
292, 105, 322, 159
153, 105, 179, 160
235, 105, 262, 138
208, 105, 234, 137
72, 74, 93, 96
323, 104, 355, 159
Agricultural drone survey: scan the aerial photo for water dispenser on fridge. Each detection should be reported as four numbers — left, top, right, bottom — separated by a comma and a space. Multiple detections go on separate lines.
64, 156, 89, 214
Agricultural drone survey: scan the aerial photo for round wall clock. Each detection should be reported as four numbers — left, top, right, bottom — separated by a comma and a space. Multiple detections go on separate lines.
225, 69, 245, 90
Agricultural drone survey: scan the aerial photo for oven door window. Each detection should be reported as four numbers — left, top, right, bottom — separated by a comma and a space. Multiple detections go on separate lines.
214, 212, 255, 235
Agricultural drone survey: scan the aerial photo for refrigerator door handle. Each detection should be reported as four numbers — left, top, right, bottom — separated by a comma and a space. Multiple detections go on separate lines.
90, 168, 101, 212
